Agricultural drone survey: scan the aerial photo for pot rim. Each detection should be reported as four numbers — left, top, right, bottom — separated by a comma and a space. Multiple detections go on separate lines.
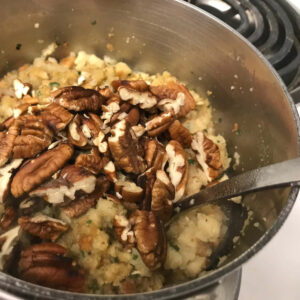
0, 0, 299, 298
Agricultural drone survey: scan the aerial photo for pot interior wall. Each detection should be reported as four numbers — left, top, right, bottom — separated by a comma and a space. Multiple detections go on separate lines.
0, 0, 298, 292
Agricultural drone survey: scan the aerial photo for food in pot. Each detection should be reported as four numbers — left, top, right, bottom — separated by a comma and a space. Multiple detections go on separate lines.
0, 46, 234, 294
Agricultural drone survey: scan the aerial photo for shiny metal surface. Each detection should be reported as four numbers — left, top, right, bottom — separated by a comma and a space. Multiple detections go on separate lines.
0, 0, 299, 298
176, 157, 300, 211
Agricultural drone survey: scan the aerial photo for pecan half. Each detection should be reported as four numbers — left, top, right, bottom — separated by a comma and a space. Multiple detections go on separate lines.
19, 243, 85, 292
75, 147, 103, 174
191, 132, 222, 182
0, 159, 23, 203
151, 170, 175, 222
30, 165, 96, 204
114, 215, 135, 247
52, 86, 104, 112
40, 103, 73, 133
166, 140, 189, 201
116, 80, 157, 110
108, 120, 146, 174
13, 115, 53, 159
150, 82, 196, 117
98, 86, 114, 99
115, 180, 143, 203
18, 215, 69, 241
145, 112, 175, 136
62, 176, 110, 218
130, 210, 167, 270
168, 120, 192, 147
145, 139, 167, 170
0, 206, 17, 230
11, 143, 74, 198
0, 123, 19, 167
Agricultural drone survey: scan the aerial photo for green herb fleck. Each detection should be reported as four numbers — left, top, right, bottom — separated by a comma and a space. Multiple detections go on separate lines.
217, 140, 220, 143
132, 254, 138, 260
203, 129, 208, 133
77, 71, 81, 75
111, 257, 119, 263
130, 273, 141, 279
218, 117, 222, 123
188, 159, 195, 165
235, 129, 241, 136
37, 90, 42, 97
49, 82, 60, 89
170, 243, 180, 251
16, 43, 22, 50
88, 279, 99, 292
86, 219, 92, 225
55, 40, 61, 46
91, 20, 97, 25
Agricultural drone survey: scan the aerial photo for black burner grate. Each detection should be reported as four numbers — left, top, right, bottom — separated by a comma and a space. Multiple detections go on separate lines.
186, 0, 300, 91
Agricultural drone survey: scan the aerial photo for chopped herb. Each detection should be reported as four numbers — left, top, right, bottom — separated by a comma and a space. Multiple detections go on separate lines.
217, 140, 220, 143
16, 43, 22, 50
91, 20, 97, 25
132, 254, 138, 260
130, 273, 141, 279
188, 159, 195, 165
49, 82, 60, 89
203, 129, 208, 133
111, 256, 119, 263
77, 71, 81, 75
37, 90, 42, 97
235, 129, 241, 136
170, 243, 180, 251
86, 219, 92, 224
88, 279, 99, 292
218, 117, 222, 123
55, 40, 61, 46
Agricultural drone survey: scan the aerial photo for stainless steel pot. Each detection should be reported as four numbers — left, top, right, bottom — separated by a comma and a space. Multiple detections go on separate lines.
0, 0, 299, 299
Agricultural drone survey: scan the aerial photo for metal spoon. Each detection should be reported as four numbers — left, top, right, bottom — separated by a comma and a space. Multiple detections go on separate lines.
174, 157, 300, 213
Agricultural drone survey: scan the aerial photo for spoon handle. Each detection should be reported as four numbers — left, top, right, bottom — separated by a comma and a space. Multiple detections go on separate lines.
174, 157, 300, 211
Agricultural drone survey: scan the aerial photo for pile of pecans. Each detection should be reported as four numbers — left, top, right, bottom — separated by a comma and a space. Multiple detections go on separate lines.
0, 78, 223, 292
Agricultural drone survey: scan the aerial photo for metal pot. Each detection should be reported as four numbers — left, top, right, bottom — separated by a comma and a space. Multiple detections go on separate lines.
0, 0, 299, 298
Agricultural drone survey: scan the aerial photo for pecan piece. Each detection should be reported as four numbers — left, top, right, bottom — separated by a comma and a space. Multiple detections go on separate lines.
191, 132, 222, 182
114, 215, 135, 247
115, 180, 143, 203
166, 140, 189, 201
75, 147, 103, 174
103, 161, 117, 182
52, 86, 104, 112
0, 226, 20, 271
11, 143, 74, 198
13, 115, 53, 159
145, 139, 167, 170
108, 120, 146, 174
0, 206, 17, 230
145, 112, 175, 136
130, 210, 167, 270
40, 103, 73, 133
18, 215, 69, 241
19, 243, 85, 292
111, 80, 149, 92
168, 120, 192, 147
151, 170, 175, 222
62, 176, 110, 218
0, 122, 19, 167
30, 165, 96, 204
67, 114, 88, 148
0, 159, 23, 203
150, 82, 196, 117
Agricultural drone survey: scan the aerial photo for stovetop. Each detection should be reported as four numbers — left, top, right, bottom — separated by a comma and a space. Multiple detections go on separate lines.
182, 1, 300, 299
185, 0, 300, 92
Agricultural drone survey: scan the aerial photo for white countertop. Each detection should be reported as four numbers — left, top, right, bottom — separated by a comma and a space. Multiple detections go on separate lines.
239, 194, 300, 300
